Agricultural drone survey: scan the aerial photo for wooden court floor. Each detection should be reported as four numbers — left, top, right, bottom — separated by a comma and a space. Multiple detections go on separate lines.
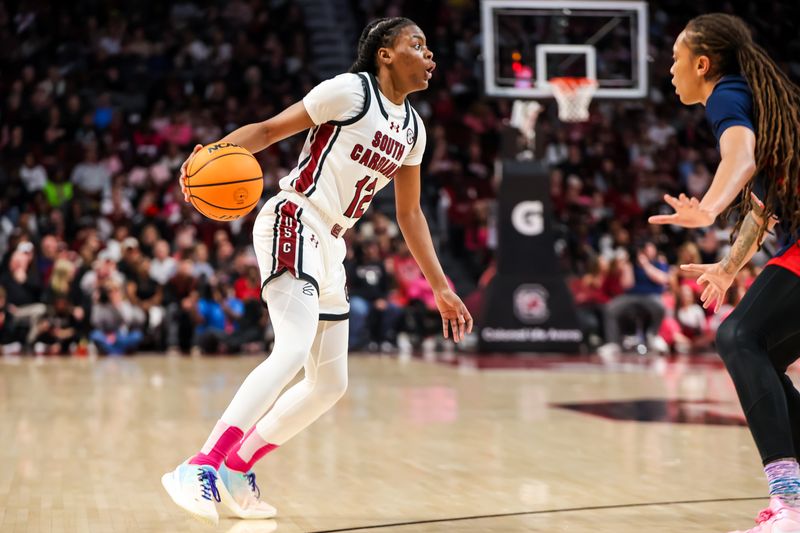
0, 352, 779, 532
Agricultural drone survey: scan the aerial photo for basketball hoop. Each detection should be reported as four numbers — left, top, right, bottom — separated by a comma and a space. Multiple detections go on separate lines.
549, 77, 598, 123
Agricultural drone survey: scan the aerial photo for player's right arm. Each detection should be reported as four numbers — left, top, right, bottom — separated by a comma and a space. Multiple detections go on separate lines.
698, 126, 758, 219
178, 102, 315, 202
680, 195, 777, 311
649, 126, 757, 227
220, 102, 315, 154
179, 74, 362, 202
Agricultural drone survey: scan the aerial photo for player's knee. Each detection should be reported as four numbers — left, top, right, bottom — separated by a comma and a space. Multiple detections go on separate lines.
314, 374, 348, 406
716, 315, 749, 364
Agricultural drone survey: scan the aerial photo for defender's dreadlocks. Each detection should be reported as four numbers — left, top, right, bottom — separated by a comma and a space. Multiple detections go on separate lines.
685, 13, 800, 245
349, 17, 416, 74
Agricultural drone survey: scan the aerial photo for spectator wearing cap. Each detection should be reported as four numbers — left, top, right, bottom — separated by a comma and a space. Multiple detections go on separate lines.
79, 248, 125, 298
117, 237, 142, 280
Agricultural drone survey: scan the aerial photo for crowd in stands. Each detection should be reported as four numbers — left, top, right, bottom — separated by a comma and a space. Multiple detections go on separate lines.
1, 0, 798, 356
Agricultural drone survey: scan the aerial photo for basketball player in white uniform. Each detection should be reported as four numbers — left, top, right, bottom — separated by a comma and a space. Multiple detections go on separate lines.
161, 18, 473, 525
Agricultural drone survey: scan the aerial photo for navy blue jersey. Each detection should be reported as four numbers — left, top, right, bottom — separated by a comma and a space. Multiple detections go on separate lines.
705, 75, 799, 260
706, 75, 756, 139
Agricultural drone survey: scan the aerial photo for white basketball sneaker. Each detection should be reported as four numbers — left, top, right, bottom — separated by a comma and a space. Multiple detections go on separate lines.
217, 462, 277, 519
728, 496, 800, 532
161, 462, 221, 525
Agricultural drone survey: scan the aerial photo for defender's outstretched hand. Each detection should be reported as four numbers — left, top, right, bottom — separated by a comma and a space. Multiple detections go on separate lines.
649, 193, 715, 228
680, 262, 735, 313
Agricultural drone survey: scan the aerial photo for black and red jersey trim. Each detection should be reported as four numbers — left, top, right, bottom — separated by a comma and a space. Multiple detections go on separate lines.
305, 125, 341, 198
292, 124, 336, 193
292, 123, 337, 194
328, 73, 371, 127
293, 126, 319, 180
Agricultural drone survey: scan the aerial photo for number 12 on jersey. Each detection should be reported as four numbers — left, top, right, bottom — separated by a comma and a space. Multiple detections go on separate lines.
343, 175, 377, 219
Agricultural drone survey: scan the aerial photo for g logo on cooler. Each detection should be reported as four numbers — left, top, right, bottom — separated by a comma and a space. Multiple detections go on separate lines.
511, 201, 544, 236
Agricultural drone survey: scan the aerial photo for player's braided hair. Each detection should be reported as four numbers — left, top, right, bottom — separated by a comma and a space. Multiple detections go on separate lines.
349, 17, 416, 74
685, 13, 800, 245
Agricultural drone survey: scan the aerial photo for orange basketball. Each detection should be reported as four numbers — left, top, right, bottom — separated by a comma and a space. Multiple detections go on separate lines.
185, 142, 263, 221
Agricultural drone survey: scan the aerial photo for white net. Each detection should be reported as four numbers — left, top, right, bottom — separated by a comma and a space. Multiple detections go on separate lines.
550, 77, 598, 123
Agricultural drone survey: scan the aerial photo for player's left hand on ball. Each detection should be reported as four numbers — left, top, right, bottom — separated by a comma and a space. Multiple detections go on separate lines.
179, 144, 203, 203
434, 288, 473, 343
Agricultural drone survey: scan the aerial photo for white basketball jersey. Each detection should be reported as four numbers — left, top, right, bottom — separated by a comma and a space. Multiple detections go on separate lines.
278, 72, 427, 234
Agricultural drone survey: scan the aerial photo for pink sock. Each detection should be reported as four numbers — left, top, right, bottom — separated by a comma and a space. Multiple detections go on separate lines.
189, 421, 244, 470
225, 426, 279, 473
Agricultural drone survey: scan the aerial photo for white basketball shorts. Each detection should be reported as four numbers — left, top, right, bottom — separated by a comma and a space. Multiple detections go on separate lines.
252, 190, 349, 320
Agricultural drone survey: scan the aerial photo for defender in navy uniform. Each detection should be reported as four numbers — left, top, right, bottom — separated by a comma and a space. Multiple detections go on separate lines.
651, 14, 800, 533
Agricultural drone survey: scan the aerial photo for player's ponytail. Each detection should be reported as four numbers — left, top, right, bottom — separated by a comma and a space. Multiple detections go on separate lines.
685, 13, 800, 245
349, 17, 416, 74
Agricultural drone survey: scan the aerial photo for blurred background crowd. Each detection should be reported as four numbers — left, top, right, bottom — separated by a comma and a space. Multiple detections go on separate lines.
1, 0, 798, 356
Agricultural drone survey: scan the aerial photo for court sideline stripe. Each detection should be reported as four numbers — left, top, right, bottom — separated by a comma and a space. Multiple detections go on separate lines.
307, 496, 766, 532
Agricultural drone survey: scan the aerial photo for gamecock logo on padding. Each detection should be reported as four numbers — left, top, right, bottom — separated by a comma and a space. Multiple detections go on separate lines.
513, 284, 550, 324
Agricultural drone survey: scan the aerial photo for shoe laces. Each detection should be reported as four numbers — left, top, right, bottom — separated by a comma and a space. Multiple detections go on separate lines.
245, 472, 261, 499
755, 507, 774, 525
197, 469, 221, 502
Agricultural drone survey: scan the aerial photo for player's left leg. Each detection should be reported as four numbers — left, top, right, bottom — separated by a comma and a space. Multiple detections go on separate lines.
217, 318, 349, 518
767, 325, 800, 463
717, 266, 800, 532
161, 274, 319, 524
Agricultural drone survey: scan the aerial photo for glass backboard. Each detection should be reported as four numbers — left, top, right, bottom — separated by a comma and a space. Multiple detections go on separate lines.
481, 0, 649, 99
